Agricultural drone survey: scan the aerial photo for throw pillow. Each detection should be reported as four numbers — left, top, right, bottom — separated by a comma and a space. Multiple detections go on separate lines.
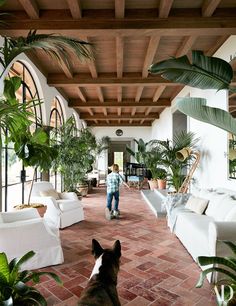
40, 189, 60, 200
185, 196, 209, 214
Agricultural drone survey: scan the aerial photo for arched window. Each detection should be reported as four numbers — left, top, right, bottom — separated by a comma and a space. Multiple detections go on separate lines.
49, 97, 65, 191
2, 61, 42, 211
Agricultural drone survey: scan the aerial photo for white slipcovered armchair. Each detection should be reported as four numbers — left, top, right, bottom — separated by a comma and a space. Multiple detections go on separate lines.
31, 181, 84, 229
0, 208, 64, 270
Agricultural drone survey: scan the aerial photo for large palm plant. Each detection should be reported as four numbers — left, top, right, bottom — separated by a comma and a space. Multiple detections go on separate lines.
149, 50, 236, 135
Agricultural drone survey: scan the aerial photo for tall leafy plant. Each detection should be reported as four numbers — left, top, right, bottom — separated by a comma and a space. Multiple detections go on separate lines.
0, 250, 62, 305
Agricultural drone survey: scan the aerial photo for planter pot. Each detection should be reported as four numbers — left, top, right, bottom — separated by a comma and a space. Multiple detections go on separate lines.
77, 183, 89, 197
157, 179, 167, 190
14, 203, 47, 217
148, 179, 158, 190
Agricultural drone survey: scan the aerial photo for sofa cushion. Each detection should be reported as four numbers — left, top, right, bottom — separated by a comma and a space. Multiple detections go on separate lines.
40, 189, 60, 200
175, 212, 214, 259
185, 196, 209, 214
204, 192, 229, 220
57, 199, 82, 212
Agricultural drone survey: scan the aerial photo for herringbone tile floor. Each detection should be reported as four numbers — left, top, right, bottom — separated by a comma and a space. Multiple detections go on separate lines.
36, 187, 216, 305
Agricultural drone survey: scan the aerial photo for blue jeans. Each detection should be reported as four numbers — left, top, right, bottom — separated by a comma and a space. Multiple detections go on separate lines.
107, 191, 119, 211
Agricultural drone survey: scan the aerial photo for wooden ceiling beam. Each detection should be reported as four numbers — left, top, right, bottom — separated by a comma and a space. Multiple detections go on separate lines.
202, 0, 221, 17
3, 14, 236, 37
159, 0, 174, 18
60, 59, 73, 78
66, 0, 82, 19
77, 87, 86, 102
48, 73, 177, 86
80, 113, 159, 120
153, 86, 166, 102
87, 122, 152, 127
18, 0, 39, 19
131, 108, 136, 116
117, 86, 122, 102
96, 87, 104, 102
135, 86, 144, 102
205, 35, 229, 56
115, 0, 125, 18
117, 107, 121, 116
116, 36, 124, 78
143, 36, 160, 78
175, 36, 197, 57
68, 98, 171, 108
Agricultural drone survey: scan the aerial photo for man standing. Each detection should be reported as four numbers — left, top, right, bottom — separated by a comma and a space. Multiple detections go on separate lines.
105, 164, 129, 220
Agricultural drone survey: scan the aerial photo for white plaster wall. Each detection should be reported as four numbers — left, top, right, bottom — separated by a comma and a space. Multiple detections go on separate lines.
152, 35, 236, 191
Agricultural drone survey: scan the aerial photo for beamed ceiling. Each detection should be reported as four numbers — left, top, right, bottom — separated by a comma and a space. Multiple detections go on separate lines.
1, 0, 236, 126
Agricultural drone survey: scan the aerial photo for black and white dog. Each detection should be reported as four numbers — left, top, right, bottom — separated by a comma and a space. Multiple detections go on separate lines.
78, 239, 121, 306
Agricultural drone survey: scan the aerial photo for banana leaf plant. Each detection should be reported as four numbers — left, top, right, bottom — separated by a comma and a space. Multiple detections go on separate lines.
0, 250, 62, 306
149, 50, 236, 136
126, 138, 151, 165
196, 241, 236, 305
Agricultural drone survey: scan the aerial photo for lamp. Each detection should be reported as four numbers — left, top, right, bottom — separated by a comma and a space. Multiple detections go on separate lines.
176, 147, 200, 193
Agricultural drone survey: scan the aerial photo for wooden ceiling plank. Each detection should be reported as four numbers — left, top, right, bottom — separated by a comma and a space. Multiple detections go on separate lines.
80, 113, 159, 120
202, 0, 221, 17
69, 98, 171, 108
135, 86, 144, 102
205, 35, 229, 56
103, 108, 107, 116
60, 59, 73, 78
116, 36, 124, 78
88, 122, 152, 127
115, 0, 125, 18
83, 36, 98, 78
48, 73, 178, 86
66, 0, 82, 19
77, 87, 86, 102
97, 87, 104, 102
117, 107, 121, 116
159, 0, 174, 18
117, 86, 122, 102
142, 35, 160, 78
131, 107, 136, 116
145, 107, 152, 116
18, 0, 39, 19
153, 85, 165, 102
175, 36, 197, 58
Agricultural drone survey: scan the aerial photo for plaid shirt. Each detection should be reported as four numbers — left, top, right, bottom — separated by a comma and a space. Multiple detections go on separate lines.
106, 172, 124, 193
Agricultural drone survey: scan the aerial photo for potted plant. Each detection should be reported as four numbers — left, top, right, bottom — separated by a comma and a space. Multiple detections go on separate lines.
156, 167, 167, 190
0, 250, 62, 305
52, 117, 97, 196
145, 146, 163, 190
196, 241, 236, 306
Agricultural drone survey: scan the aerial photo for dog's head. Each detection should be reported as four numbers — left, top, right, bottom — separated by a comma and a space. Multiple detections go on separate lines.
91, 239, 121, 282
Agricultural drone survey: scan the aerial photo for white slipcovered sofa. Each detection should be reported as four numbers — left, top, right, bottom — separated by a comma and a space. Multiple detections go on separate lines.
166, 188, 236, 282
31, 181, 84, 229
0, 208, 64, 270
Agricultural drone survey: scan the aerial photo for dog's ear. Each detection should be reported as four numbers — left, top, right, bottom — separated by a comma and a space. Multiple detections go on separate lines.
113, 240, 121, 258
92, 239, 104, 258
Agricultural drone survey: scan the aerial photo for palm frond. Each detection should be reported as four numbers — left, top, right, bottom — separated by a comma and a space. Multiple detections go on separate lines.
149, 50, 236, 93
177, 97, 236, 136
0, 30, 93, 78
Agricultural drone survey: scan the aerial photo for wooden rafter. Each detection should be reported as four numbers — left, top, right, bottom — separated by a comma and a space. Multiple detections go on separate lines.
135, 86, 144, 102
68, 99, 171, 108
117, 86, 122, 102
47, 73, 178, 87
77, 87, 86, 102
205, 35, 229, 56
116, 36, 124, 78
142, 36, 160, 78
175, 36, 197, 57
80, 113, 159, 120
202, 0, 221, 17
60, 59, 73, 79
115, 0, 125, 18
96, 87, 104, 102
66, 0, 82, 19
87, 122, 152, 127
153, 86, 166, 102
117, 107, 121, 116
18, 0, 39, 19
159, 0, 174, 18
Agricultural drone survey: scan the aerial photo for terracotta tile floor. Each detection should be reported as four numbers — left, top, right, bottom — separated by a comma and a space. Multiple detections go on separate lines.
37, 187, 216, 305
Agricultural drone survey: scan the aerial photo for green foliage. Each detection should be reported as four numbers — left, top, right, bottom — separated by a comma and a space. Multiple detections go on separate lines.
155, 167, 167, 180
196, 241, 236, 305
126, 138, 152, 165
177, 97, 236, 136
0, 251, 62, 305
0, 76, 34, 147
0, 30, 92, 79
52, 117, 100, 191
149, 50, 236, 93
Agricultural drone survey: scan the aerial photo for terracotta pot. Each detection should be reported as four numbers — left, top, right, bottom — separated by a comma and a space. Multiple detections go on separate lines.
157, 179, 167, 190
77, 183, 89, 197
36, 206, 47, 217
148, 179, 158, 190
